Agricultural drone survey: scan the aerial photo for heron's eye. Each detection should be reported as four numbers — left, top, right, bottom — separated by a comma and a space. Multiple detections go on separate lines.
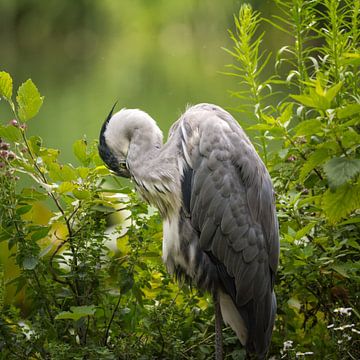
119, 162, 127, 169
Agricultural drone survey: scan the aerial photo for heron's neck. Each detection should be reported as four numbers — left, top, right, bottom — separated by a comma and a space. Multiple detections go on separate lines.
127, 127, 181, 216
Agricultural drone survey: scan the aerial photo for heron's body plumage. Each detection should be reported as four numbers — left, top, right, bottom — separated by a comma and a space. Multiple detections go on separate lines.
99, 103, 279, 359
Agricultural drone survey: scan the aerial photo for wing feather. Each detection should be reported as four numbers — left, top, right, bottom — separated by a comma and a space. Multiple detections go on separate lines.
178, 104, 279, 356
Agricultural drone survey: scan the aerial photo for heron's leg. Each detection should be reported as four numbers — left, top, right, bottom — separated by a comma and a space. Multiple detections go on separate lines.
213, 293, 223, 360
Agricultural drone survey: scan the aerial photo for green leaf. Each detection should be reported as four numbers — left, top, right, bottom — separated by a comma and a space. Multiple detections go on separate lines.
55, 305, 96, 321
331, 264, 349, 278
0, 124, 21, 141
336, 103, 360, 119
0, 71, 13, 100
299, 148, 330, 182
324, 157, 360, 188
324, 82, 342, 104
28, 136, 42, 156
16, 79, 44, 121
295, 222, 316, 240
23, 256, 38, 270
57, 181, 75, 194
247, 123, 274, 131
288, 297, 301, 310
48, 163, 77, 182
323, 182, 360, 224
293, 119, 323, 136
290, 94, 317, 108
73, 189, 91, 200
73, 139, 90, 166
31, 226, 51, 241
16, 205, 33, 215
278, 103, 293, 127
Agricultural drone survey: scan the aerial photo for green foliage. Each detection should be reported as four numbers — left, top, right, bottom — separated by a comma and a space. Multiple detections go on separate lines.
226, 0, 359, 358
0, 73, 243, 360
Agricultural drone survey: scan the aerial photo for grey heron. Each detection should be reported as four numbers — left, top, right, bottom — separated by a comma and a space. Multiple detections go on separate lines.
98, 103, 279, 360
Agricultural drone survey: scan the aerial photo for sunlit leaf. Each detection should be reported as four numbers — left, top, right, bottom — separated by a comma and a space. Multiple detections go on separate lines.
16, 79, 44, 121
73, 139, 90, 166
0, 124, 21, 141
278, 103, 293, 127
55, 305, 96, 321
293, 119, 323, 136
290, 94, 317, 108
323, 182, 360, 223
57, 181, 75, 194
324, 82, 342, 103
0, 71, 13, 101
73, 189, 91, 200
336, 103, 360, 119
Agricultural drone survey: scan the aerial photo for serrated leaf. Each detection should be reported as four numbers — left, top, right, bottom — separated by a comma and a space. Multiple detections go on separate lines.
293, 119, 323, 136
23, 256, 38, 270
324, 157, 360, 188
336, 103, 360, 119
0, 124, 21, 141
73, 139, 90, 166
323, 182, 360, 224
0, 71, 13, 100
299, 148, 330, 182
16, 79, 44, 121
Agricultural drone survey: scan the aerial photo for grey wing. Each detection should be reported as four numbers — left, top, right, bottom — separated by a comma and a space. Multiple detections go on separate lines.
179, 104, 279, 355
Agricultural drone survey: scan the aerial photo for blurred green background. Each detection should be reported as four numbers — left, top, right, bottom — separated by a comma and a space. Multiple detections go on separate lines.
0, 0, 274, 161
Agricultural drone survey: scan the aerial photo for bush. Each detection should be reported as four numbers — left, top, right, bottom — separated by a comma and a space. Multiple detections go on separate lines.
224, 0, 359, 358
0, 74, 236, 359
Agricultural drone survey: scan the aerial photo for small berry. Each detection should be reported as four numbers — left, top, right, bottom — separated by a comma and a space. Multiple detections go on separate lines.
20, 124, 27, 131
0, 162, 5, 169
0, 150, 8, 159
10, 119, 19, 127
0, 142, 10, 150
286, 155, 297, 162
7, 151, 16, 161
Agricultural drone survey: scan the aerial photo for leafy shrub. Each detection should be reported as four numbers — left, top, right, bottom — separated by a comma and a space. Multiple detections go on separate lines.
0, 73, 236, 359
225, 0, 359, 358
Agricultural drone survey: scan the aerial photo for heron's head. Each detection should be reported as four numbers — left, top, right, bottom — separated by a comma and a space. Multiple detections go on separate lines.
98, 105, 131, 178
98, 105, 163, 178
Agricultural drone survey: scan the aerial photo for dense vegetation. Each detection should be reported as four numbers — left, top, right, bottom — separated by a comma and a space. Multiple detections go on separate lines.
0, 0, 359, 359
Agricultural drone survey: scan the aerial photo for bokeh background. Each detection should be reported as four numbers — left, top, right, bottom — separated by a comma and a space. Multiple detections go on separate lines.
0, 0, 277, 161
